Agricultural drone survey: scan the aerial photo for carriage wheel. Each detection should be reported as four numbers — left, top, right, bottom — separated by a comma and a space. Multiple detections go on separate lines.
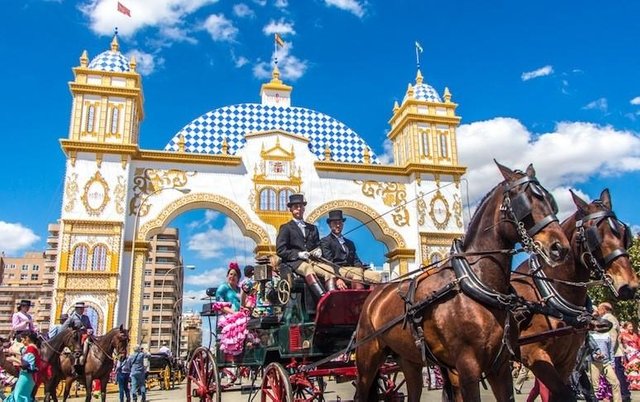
56, 380, 66, 397
186, 347, 221, 402
260, 362, 293, 402
163, 364, 172, 390
376, 371, 405, 401
290, 372, 324, 401
277, 279, 291, 304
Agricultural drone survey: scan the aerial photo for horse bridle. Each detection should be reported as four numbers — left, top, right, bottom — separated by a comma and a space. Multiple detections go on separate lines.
501, 175, 560, 265
576, 208, 632, 296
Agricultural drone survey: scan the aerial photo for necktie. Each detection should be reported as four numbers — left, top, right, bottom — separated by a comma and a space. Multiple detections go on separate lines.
297, 221, 306, 236
337, 235, 346, 251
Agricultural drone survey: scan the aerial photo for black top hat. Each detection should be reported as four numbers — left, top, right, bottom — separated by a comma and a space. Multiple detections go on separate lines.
326, 210, 346, 223
287, 193, 307, 207
74, 301, 86, 308
17, 299, 34, 307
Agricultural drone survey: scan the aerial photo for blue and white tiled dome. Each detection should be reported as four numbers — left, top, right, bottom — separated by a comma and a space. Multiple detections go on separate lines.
165, 103, 379, 164
411, 83, 442, 102
88, 50, 130, 73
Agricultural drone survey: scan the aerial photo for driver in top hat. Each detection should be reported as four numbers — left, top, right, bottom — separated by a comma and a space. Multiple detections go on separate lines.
276, 193, 345, 298
320, 210, 381, 288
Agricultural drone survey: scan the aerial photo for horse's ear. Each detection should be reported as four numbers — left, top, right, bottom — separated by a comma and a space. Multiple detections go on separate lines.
570, 189, 589, 212
525, 163, 536, 178
494, 159, 516, 181
119, 324, 124, 331
599, 188, 612, 209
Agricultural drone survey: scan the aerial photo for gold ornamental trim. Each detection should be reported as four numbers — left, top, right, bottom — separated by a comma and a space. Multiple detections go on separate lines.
81, 171, 111, 216
420, 232, 462, 246
123, 240, 151, 252
385, 248, 416, 260
137, 192, 271, 246
355, 180, 409, 227
306, 199, 406, 249
129, 168, 195, 217
60, 140, 138, 156
137, 150, 242, 165
314, 161, 466, 177
64, 173, 79, 212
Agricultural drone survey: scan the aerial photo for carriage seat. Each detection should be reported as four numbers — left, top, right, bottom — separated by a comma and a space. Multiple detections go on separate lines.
247, 315, 280, 330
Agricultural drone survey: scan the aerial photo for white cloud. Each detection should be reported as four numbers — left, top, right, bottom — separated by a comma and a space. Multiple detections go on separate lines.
324, 0, 365, 18
262, 19, 296, 35
79, 0, 217, 37
233, 3, 255, 18
253, 0, 267, 5
457, 118, 640, 215
0, 221, 40, 255
232, 53, 249, 68
582, 98, 608, 112
184, 266, 228, 286
125, 49, 163, 75
187, 218, 256, 260
253, 43, 308, 81
274, 0, 288, 8
180, 288, 208, 311
203, 13, 238, 42
377, 138, 394, 164
630, 97, 640, 105
521, 65, 554, 81
187, 210, 220, 229
631, 225, 640, 237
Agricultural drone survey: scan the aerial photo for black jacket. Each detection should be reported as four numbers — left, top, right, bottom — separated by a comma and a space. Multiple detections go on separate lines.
276, 220, 320, 269
320, 234, 363, 268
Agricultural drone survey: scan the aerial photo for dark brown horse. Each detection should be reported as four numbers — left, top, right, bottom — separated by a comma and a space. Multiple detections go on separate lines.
513, 189, 638, 402
38, 327, 83, 402
48, 325, 129, 402
355, 162, 571, 402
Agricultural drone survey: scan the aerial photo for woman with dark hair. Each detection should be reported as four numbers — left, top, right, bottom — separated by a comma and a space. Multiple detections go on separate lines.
213, 262, 259, 356
11, 300, 35, 340
5, 332, 40, 402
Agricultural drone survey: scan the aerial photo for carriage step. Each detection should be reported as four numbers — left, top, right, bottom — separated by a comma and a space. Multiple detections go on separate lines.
240, 384, 259, 394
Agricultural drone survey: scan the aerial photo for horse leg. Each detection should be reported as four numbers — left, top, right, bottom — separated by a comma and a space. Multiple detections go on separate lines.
355, 338, 386, 402
440, 367, 457, 402
485, 358, 515, 402
396, 358, 423, 402
454, 352, 482, 402
100, 375, 108, 402
62, 377, 74, 402
84, 375, 93, 402
528, 358, 577, 402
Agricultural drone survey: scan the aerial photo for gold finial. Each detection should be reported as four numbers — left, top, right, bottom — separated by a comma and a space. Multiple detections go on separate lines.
272, 65, 281, 83
393, 100, 399, 112
221, 138, 229, 155
363, 146, 371, 164
406, 83, 414, 99
415, 69, 423, 85
177, 135, 185, 152
444, 87, 452, 103
129, 55, 137, 72
80, 50, 89, 67
111, 34, 120, 52
275, 136, 280, 147
324, 146, 331, 161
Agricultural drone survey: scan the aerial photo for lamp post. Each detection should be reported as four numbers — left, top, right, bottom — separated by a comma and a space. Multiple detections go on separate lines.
170, 296, 196, 356
157, 266, 195, 349
126, 187, 191, 341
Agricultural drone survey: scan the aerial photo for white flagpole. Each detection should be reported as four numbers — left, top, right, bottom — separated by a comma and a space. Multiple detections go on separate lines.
274, 35, 278, 66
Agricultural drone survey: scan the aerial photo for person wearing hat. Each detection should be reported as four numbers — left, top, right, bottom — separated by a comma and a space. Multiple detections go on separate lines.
11, 300, 35, 340
47, 313, 70, 339
63, 301, 94, 372
126, 345, 149, 402
276, 193, 339, 298
320, 209, 381, 289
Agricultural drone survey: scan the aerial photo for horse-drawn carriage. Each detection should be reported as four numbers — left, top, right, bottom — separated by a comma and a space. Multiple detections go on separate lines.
186, 163, 639, 402
146, 353, 175, 390
186, 260, 404, 402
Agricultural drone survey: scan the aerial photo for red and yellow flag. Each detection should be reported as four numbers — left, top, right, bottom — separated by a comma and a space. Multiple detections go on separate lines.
117, 1, 131, 17
275, 33, 285, 47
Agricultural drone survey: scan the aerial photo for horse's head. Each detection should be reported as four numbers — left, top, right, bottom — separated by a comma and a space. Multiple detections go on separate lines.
495, 161, 570, 265
570, 189, 638, 300
112, 324, 130, 358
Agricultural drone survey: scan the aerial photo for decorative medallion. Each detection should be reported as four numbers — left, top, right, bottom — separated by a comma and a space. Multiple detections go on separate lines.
64, 173, 79, 212
429, 191, 451, 230
453, 194, 463, 228
114, 176, 126, 214
81, 171, 110, 217
129, 168, 196, 216
354, 180, 410, 227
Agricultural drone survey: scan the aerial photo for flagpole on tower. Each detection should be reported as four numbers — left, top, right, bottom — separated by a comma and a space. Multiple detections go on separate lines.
274, 33, 285, 66
415, 41, 423, 70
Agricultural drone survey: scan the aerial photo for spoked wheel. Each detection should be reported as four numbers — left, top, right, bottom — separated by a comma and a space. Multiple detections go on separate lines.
376, 370, 406, 401
186, 347, 221, 402
290, 372, 324, 401
260, 362, 293, 402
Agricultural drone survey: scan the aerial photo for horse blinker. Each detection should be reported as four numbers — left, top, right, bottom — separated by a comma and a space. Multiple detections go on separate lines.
510, 192, 532, 221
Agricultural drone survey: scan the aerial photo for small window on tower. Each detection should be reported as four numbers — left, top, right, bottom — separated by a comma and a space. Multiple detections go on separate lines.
439, 133, 448, 158
421, 130, 429, 157
86, 105, 95, 133
111, 107, 119, 135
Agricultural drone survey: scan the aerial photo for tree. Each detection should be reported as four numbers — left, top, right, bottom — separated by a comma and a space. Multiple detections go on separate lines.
588, 235, 640, 324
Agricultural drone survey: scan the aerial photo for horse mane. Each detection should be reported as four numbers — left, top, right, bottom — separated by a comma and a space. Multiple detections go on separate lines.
462, 180, 505, 248
41, 327, 76, 361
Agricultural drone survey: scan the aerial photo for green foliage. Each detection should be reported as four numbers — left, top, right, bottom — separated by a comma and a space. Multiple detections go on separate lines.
587, 235, 640, 323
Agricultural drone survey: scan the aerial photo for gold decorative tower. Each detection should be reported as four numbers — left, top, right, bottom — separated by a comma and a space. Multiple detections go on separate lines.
387, 69, 461, 168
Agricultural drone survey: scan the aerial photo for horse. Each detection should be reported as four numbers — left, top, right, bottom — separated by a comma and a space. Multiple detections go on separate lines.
37, 327, 84, 402
355, 162, 571, 402
512, 189, 638, 402
50, 325, 129, 402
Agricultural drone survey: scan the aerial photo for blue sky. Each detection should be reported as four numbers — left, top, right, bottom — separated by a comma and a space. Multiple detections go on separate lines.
1, 0, 639, 311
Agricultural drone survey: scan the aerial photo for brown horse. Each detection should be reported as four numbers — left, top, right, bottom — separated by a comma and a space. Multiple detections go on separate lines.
49, 325, 129, 402
513, 189, 638, 402
355, 162, 571, 402
38, 327, 83, 402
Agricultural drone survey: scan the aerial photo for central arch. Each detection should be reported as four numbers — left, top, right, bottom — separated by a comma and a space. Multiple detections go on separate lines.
137, 192, 271, 247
